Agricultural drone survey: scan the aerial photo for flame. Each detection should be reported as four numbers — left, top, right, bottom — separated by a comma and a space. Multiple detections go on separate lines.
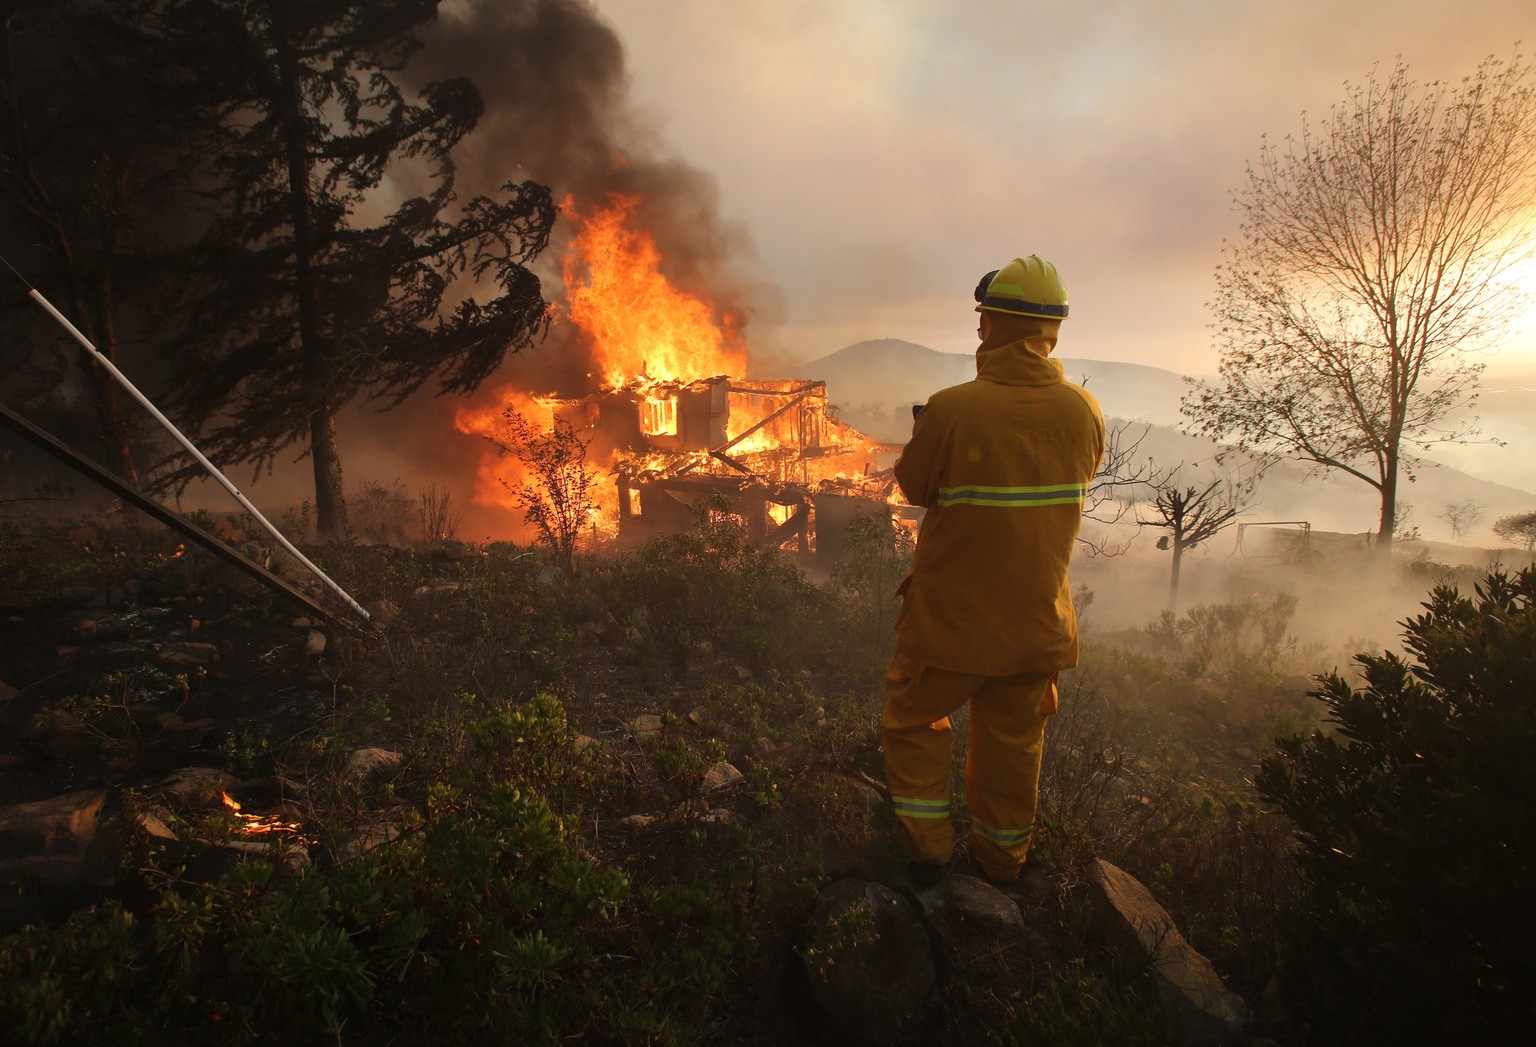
220, 790, 303, 837
454, 191, 899, 544
565, 194, 746, 387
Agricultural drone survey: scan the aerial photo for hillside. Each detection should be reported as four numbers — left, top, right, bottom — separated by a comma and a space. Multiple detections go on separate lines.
800, 338, 1536, 544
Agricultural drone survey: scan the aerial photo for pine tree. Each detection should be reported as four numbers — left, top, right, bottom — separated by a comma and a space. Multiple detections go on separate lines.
158, 0, 556, 536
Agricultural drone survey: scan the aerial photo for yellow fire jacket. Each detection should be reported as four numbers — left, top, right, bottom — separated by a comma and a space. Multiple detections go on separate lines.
893, 313, 1105, 676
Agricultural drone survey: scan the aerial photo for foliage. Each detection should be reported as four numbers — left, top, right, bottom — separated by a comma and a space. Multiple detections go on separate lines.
0, 0, 194, 483
153, 0, 557, 536
609, 499, 836, 675
0, 781, 628, 1044
1257, 567, 1536, 1041
486, 409, 596, 571
998, 966, 1166, 1047
1183, 53, 1536, 551
1491, 508, 1536, 550
347, 478, 414, 544
828, 508, 914, 681
1142, 593, 1301, 690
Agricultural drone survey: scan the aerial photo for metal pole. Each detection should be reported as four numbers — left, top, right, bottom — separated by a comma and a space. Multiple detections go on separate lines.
17, 283, 370, 623
0, 402, 344, 625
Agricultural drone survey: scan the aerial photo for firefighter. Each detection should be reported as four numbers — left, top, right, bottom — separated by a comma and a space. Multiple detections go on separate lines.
883, 255, 1105, 885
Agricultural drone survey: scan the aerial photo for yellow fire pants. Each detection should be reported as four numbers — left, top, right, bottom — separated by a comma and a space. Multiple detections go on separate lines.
881, 648, 1058, 880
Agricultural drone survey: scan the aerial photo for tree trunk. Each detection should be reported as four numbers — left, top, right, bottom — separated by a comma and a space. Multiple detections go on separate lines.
88, 279, 140, 486
81, 355, 140, 486
310, 406, 346, 538
272, 12, 345, 538
1168, 537, 1184, 613
1376, 455, 1399, 560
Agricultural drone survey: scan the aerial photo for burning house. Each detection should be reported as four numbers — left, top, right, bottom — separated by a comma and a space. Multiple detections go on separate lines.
552, 375, 900, 557
456, 195, 908, 559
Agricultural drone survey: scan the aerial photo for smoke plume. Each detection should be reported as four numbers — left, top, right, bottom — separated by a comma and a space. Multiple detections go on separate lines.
412, 0, 766, 396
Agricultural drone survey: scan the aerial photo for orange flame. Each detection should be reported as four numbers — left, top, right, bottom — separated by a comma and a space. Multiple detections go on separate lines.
454, 193, 900, 543
564, 194, 746, 387
220, 790, 303, 837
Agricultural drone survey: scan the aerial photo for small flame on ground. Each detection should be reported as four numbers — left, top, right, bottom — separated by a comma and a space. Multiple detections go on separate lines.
220, 790, 303, 837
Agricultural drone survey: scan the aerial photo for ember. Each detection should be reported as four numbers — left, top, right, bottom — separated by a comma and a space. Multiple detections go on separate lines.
456, 194, 906, 556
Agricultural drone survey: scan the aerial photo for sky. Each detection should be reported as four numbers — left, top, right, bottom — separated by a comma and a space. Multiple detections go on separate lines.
578, 0, 1536, 376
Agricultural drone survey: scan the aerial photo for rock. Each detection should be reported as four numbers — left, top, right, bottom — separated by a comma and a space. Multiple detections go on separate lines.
157, 641, 220, 668
86, 584, 127, 609
366, 600, 401, 626
134, 807, 178, 842
572, 734, 595, 755
75, 618, 98, 639
1088, 859, 1250, 1045
734, 665, 752, 680
290, 617, 316, 629
340, 747, 402, 783
160, 767, 235, 807
702, 761, 743, 792
304, 630, 327, 656
617, 814, 659, 830
686, 705, 707, 726
536, 565, 563, 589
0, 790, 122, 934
154, 712, 186, 731
628, 714, 664, 740
918, 873, 1025, 934
335, 821, 401, 861
0, 678, 20, 703
0, 789, 110, 860
751, 737, 776, 761
802, 879, 936, 1046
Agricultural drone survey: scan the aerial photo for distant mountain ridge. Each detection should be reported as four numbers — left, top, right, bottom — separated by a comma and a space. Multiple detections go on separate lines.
796, 338, 1536, 543
798, 338, 1189, 439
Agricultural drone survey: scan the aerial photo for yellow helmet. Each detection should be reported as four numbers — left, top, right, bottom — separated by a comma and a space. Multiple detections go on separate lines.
973, 255, 1068, 319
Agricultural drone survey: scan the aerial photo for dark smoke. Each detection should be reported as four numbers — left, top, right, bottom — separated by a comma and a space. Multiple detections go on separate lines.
410, 0, 769, 397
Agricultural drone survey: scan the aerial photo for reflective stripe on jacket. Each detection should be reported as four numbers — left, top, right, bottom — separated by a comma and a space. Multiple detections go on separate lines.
893, 314, 1104, 676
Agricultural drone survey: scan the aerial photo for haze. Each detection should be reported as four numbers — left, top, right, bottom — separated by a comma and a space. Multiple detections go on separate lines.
585, 0, 1536, 375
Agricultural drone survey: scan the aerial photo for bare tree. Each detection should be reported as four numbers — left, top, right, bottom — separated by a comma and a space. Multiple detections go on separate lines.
1438, 499, 1486, 539
1183, 54, 1536, 558
418, 483, 461, 543
1139, 463, 1260, 612
1492, 510, 1536, 551
1078, 419, 1156, 555
487, 409, 596, 571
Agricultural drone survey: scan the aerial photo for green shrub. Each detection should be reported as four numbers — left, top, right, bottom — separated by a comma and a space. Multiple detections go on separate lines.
0, 783, 628, 1044
828, 508, 913, 682
608, 503, 835, 674
1143, 593, 1300, 689
1257, 567, 1536, 1042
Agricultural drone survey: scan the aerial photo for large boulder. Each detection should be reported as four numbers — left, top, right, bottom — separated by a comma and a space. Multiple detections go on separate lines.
802, 879, 936, 1045
0, 789, 121, 933
1087, 859, 1249, 1045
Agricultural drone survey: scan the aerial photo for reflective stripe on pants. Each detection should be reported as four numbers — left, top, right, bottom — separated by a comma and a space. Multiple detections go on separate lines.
882, 648, 1056, 879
